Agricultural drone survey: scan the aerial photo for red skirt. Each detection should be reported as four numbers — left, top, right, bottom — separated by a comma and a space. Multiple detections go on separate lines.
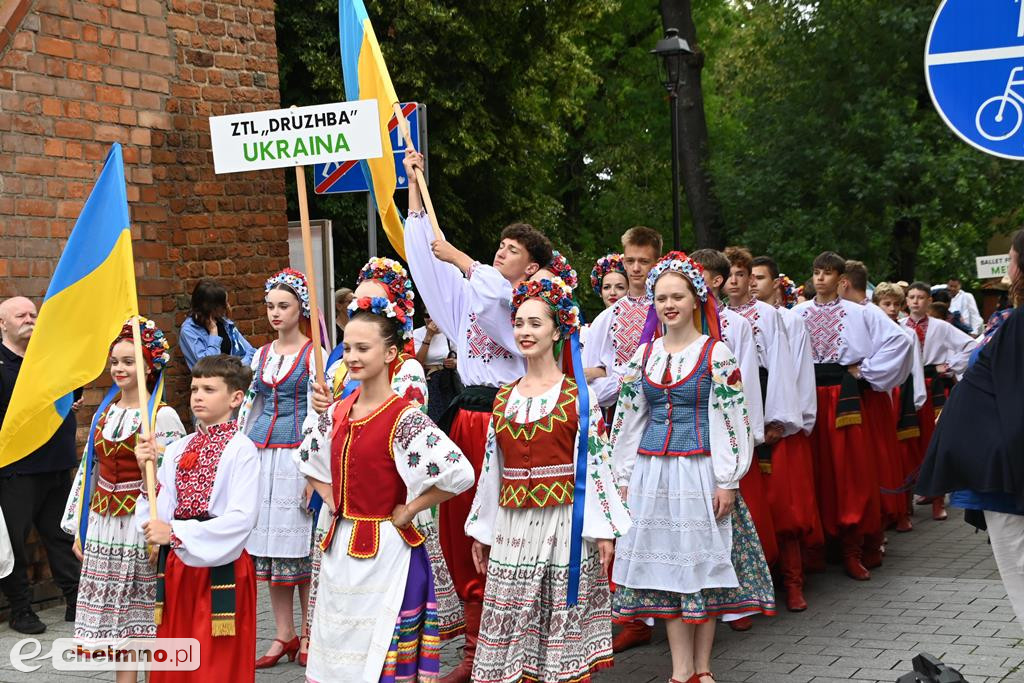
152, 550, 256, 683
738, 465, 778, 565
915, 379, 939, 460
764, 431, 820, 541
810, 385, 871, 536
861, 389, 905, 528
438, 408, 489, 603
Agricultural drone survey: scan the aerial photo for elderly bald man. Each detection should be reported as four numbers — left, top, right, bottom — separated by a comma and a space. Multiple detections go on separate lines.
0, 296, 81, 634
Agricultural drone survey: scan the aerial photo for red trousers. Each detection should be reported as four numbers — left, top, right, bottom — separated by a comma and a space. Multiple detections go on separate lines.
810, 385, 872, 536
438, 408, 489, 603
152, 550, 256, 683
861, 389, 906, 528
764, 431, 821, 541
738, 464, 778, 565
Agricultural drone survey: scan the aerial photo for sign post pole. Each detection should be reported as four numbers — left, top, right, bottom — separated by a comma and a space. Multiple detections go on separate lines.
367, 194, 377, 258
392, 103, 442, 241
294, 165, 326, 386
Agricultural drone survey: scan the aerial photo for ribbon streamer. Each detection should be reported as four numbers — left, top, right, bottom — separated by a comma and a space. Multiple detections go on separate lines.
566, 331, 590, 606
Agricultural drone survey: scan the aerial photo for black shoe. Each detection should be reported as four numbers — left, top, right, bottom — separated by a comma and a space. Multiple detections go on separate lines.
9, 608, 46, 634
65, 601, 76, 623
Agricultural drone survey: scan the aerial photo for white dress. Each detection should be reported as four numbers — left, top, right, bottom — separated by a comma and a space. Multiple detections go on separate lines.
465, 378, 631, 683
238, 341, 316, 582
297, 399, 474, 683
61, 404, 186, 648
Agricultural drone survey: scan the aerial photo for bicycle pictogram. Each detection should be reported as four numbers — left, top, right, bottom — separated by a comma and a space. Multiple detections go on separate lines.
975, 66, 1024, 141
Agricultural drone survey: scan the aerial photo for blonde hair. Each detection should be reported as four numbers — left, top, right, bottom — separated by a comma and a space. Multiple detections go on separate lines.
872, 281, 905, 305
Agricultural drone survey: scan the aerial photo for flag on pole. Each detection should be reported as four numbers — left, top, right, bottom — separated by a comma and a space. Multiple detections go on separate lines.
0, 143, 137, 468
339, 0, 406, 259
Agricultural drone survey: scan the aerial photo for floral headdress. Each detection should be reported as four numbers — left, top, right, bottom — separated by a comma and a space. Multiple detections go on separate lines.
510, 277, 581, 339
265, 268, 311, 319
645, 250, 710, 302
547, 251, 579, 291
110, 317, 171, 372
347, 296, 414, 341
590, 252, 626, 297
357, 257, 415, 311
779, 273, 798, 309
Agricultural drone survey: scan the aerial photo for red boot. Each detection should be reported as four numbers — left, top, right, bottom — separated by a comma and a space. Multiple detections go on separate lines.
612, 620, 652, 652
841, 531, 870, 581
932, 498, 948, 521
727, 616, 753, 632
861, 532, 884, 570
440, 602, 481, 683
778, 537, 807, 612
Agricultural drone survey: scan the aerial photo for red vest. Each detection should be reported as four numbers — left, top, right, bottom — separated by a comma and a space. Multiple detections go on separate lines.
90, 409, 145, 517
323, 392, 425, 558
492, 377, 578, 509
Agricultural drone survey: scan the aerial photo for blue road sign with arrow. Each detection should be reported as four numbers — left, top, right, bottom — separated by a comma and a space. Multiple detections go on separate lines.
926, 0, 1024, 160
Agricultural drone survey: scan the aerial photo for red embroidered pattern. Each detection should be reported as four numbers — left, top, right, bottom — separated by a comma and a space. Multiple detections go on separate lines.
803, 299, 846, 363
731, 297, 765, 357
610, 295, 651, 367
465, 313, 513, 363
173, 421, 237, 520
905, 316, 928, 350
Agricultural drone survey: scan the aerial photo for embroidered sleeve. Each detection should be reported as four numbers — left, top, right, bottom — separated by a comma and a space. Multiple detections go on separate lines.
392, 359, 429, 414
708, 342, 752, 489
235, 350, 263, 432
296, 405, 331, 483
154, 407, 187, 450
60, 457, 88, 536
168, 530, 183, 549
465, 417, 502, 546
610, 344, 650, 487
581, 393, 632, 541
393, 408, 474, 499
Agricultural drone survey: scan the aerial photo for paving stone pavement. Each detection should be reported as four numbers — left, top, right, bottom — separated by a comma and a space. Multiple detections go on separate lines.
0, 507, 1019, 682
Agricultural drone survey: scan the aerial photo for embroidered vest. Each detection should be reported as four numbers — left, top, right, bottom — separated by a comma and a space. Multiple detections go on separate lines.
247, 342, 312, 448
637, 339, 716, 457
322, 393, 425, 558
492, 377, 578, 509
90, 408, 144, 517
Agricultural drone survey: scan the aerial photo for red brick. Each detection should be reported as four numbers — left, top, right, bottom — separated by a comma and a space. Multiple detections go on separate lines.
36, 35, 73, 57
15, 199, 57, 217
75, 43, 110, 64
14, 73, 55, 95
110, 9, 144, 32
14, 157, 56, 175
72, 3, 107, 23
54, 120, 93, 138
96, 85, 131, 105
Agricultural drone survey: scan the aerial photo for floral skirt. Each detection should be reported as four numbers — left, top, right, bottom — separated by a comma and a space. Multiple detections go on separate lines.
472, 505, 613, 683
613, 497, 776, 623
75, 511, 156, 648
253, 555, 311, 586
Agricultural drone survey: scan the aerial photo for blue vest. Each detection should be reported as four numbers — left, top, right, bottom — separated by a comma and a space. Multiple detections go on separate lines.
247, 342, 312, 449
637, 338, 716, 457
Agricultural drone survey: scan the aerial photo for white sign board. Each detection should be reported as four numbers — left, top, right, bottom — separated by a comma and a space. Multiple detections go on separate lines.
209, 100, 383, 174
976, 253, 1011, 279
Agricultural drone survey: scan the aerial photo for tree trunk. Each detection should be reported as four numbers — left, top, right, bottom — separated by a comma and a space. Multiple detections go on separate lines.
890, 216, 921, 282
660, 0, 724, 250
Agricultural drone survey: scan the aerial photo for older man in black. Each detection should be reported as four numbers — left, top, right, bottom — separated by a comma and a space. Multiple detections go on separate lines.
0, 296, 81, 634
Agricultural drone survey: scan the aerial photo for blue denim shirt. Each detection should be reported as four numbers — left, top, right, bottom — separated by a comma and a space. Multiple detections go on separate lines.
179, 317, 256, 370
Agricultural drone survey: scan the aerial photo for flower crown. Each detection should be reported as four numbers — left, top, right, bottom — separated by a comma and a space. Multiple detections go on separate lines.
547, 251, 579, 291
265, 268, 311, 318
510, 277, 581, 338
347, 296, 414, 340
590, 252, 626, 296
357, 257, 415, 309
110, 317, 171, 371
778, 273, 798, 309
646, 251, 710, 302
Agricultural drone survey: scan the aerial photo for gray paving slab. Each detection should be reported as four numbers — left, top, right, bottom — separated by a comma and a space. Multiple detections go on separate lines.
0, 508, 1019, 681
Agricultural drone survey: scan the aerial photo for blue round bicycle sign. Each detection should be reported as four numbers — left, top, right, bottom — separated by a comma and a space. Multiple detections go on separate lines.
926, 0, 1024, 160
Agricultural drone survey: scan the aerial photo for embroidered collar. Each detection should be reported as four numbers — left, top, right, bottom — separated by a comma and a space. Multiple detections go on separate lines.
196, 420, 238, 441
730, 296, 758, 315
813, 296, 842, 308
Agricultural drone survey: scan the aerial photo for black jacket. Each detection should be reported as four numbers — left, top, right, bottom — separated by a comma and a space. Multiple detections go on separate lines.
0, 343, 78, 476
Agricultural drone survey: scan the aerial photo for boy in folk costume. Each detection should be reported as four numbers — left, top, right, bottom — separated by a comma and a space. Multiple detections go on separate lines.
726, 250, 821, 613
61, 319, 186, 678
135, 355, 260, 682
838, 261, 913, 568
903, 281, 978, 520
402, 151, 551, 682
611, 252, 774, 683
297, 298, 474, 683
873, 282, 927, 532
581, 228, 662, 652
690, 249, 774, 632
792, 253, 910, 581
466, 277, 631, 683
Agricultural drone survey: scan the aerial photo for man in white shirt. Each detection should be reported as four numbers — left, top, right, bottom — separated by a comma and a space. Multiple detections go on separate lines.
946, 277, 982, 336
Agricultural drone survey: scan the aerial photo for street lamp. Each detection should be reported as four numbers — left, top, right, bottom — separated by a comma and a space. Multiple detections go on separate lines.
652, 28, 693, 251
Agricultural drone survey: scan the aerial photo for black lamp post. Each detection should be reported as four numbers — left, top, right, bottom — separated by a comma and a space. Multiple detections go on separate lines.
652, 28, 694, 251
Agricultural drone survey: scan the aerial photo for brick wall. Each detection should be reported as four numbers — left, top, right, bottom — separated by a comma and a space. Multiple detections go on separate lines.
0, 0, 288, 607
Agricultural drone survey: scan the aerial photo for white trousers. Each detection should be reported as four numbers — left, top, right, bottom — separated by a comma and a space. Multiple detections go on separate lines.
984, 510, 1024, 631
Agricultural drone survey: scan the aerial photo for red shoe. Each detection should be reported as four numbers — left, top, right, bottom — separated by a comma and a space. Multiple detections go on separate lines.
895, 515, 913, 532
441, 602, 481, 683
786, 583, 808, 612
727, 616, 753, 632
932, 499, 948, 521
843, 556, 871, 580
298, 636, 308, 667
778, 538, 807, 612
612, 620, 652, 652
255, 636, 299, 669
697, 673, 716, 682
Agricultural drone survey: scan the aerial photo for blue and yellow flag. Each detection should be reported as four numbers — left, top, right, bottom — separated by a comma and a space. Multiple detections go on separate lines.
0, 143, 137, 468
339, 0, 406, 259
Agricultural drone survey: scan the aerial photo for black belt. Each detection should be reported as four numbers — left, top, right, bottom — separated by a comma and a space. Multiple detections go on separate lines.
437, 384, 501, 434
755, 367, 772, 472
923, 364, 953, 411
813, 363, 862, 428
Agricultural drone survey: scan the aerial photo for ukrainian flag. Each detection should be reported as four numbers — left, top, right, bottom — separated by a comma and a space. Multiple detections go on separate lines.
0, 144, 137, 467
340, 0, 406, 260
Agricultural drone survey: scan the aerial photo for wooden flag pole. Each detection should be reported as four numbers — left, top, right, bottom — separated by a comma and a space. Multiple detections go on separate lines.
129, 316, 158, 532
294, 165, 326, 386
392, 103, 443, 242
